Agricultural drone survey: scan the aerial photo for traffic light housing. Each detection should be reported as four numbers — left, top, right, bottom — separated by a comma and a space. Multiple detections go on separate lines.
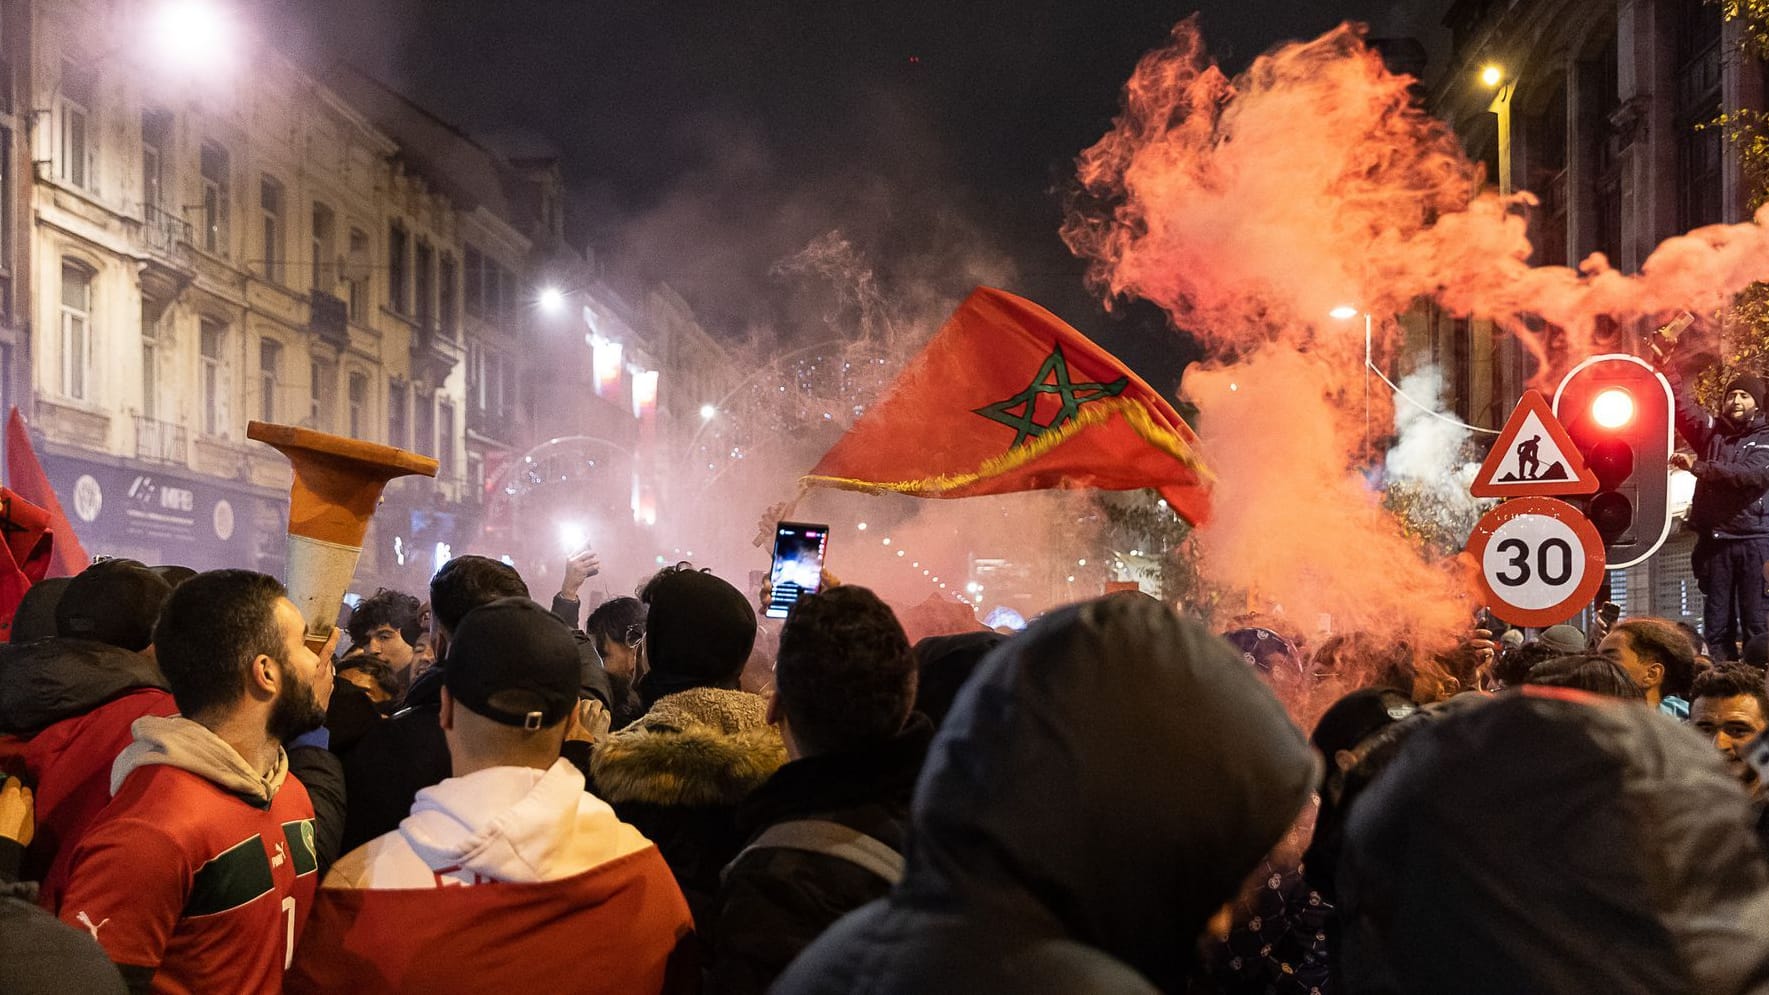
1553, 355, 1673, 568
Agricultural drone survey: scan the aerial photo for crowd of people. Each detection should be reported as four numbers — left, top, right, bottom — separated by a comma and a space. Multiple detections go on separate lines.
0, 545, 1767, 994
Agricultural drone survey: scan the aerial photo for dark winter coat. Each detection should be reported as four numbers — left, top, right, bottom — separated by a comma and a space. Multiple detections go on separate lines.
774, 595, 1319, 995
1672, 368, 1769, 537
707, 714, 932, 995
1337, 687, 1769, 994
0, 639, 178, 896
589, 686, 787, 930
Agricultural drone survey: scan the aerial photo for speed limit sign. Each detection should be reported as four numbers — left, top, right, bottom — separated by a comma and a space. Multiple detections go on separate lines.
1467, 496, 1607, 627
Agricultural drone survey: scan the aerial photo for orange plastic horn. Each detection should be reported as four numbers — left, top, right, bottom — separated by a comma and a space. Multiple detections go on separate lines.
247, 421, 439, 650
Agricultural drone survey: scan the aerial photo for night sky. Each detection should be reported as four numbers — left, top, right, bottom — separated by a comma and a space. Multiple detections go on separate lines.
274, 1, 1455, 392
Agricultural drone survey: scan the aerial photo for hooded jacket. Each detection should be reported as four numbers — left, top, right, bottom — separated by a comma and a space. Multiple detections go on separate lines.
773, 595, 1319, 995
57, 716, 318, 995
1671, 366, 1769, 538
0, 638, 177, 899
590, 686, 786, 928
1338, 688, 1769, 994
290, 759, 694, 994
708, 713, 933, 995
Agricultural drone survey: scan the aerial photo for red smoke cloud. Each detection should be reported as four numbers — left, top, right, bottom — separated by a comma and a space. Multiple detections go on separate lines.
1064, 19, 1769, 654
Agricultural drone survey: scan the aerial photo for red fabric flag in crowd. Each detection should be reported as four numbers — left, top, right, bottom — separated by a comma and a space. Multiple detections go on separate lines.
6, 407, 88, 577
0, 486, 51, 641
803, 286, 1213, 525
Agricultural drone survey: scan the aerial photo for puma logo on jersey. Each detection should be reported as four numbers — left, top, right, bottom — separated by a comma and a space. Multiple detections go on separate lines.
270, 842, 287, 868
75, 911, 110, 939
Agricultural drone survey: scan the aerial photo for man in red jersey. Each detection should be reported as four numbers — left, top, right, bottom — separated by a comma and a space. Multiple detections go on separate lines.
58, 569, 335, 994
290, 598, 693, 994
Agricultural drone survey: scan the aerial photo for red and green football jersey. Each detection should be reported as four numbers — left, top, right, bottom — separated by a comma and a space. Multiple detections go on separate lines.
58, 762, 318, 994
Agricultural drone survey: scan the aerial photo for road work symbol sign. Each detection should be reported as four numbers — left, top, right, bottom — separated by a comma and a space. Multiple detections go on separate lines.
1470, 390, 1599, 498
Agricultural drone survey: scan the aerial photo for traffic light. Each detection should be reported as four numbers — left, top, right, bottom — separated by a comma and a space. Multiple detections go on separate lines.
1553, 355, 1673, 568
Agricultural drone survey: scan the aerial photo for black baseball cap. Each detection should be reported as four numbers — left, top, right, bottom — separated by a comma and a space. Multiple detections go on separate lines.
56, 559, 174, 652
443, 597, 579, 730
1310, 687, 1419, 760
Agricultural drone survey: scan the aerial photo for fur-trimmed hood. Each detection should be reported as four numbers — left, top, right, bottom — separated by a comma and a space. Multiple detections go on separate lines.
591, 687, 785, 808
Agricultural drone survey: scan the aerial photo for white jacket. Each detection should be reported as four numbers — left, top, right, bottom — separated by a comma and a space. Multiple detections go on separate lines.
324, 758, 650, 889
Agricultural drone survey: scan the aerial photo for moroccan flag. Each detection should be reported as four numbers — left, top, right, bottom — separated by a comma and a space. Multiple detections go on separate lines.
803, 287, 1212, 524
6, 408, 88, 577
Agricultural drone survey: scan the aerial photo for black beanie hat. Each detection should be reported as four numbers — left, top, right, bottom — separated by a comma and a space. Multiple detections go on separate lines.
1724, 373, 1767, 411
639, 569, 756, 700
56, 559, 174, 651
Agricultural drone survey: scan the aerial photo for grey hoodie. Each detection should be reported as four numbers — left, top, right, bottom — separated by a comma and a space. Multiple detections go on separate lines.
111, 715, 289, 805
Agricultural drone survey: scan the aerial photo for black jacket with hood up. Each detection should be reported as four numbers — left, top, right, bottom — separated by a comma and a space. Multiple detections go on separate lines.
773, 595, 1319, 995
1338, 688, 1769, 995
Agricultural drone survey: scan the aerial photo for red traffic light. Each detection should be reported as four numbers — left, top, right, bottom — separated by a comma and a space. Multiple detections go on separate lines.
1591, 388, 1634, 428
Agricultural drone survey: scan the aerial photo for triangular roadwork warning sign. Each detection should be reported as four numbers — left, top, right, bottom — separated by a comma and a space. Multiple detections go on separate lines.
1470, 390, 1600, 498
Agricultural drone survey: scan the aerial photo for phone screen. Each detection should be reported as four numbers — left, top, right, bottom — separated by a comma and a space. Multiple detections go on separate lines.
766, 522, 828, 620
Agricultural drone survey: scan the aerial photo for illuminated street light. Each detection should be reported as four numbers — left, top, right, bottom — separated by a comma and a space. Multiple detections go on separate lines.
150, 0, 235, 73
538, 286, 567, 314
1328, 304, 1360, 321
699, 403, 717, 421
856, 522, 868, 531
1480, 64, 1505, 88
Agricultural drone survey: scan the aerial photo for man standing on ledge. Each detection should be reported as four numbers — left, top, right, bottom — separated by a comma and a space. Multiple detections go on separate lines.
1669, 369, 1769, 660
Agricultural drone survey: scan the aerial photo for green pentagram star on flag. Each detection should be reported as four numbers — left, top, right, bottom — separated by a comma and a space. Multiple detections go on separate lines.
973, 344, 1130, 448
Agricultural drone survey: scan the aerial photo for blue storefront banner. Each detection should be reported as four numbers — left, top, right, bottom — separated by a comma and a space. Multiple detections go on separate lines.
40, 450, 284, 573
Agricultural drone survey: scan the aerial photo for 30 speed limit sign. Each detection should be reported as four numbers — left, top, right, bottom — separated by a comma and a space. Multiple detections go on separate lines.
1466, 496, 1607, 627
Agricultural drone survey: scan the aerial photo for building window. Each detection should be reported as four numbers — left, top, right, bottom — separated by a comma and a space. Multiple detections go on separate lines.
259, 338, 281, 423
141, 298, 162, 420
440, 252, 457, 338
59, 260, 91, 399
438, 399, 456, 478
348, 371, 368, 438
200, 319, 226, 436
141, 109, 172, 212
311, 203, 335, 290
388, 222, 408, 315
413, 391, 433, 455
388, 379, 407, 449
309, 358, 334, 431
58, 60, 93, 190
415, 239, 433, 334
200, 144, 230, 256
464, 245, 484, 317
259, 176, 284, 284
1676, 0, 1724, 229
346, 228, 368, 321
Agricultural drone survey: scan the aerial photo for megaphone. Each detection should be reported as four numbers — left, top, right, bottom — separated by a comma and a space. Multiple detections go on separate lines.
247, 421, 439, 651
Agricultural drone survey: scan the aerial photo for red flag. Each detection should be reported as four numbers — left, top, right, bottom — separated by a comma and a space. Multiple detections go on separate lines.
803, 287, 1213, 524
6, 408, 88, 577
0, 487, 50, 640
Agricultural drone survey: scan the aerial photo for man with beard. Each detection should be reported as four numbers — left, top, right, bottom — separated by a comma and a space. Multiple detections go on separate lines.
1670, 370, 1769, 660
57, 570, 335, 994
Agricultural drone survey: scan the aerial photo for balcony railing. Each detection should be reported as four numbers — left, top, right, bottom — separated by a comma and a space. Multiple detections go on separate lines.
310, 290, 349, 349
135, 416, 186, 464
141, 204, 193, 265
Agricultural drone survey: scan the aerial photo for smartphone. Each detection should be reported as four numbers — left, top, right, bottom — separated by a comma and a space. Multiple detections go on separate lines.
766, 522, 829, 620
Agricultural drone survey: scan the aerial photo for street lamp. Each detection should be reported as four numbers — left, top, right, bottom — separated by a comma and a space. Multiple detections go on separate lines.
538, 286, 567, 315
698, 403, 717, 421
1481, 63, 1524, 405
148, 0, 237, 74
1332, 305, 1376, 463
